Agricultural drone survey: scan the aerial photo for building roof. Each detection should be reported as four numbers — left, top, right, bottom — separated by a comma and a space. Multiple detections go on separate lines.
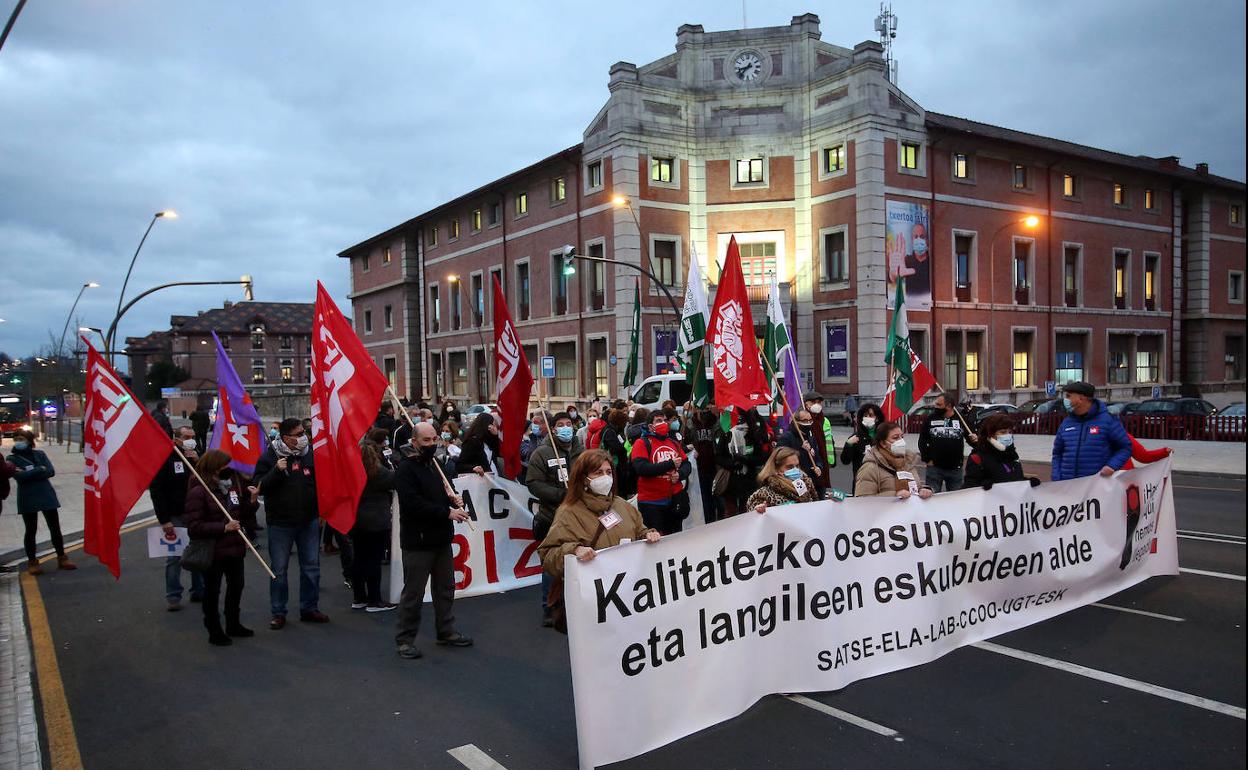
337, 144, 582, 258
168, 301, 316, 335
926, 112, 1245, 192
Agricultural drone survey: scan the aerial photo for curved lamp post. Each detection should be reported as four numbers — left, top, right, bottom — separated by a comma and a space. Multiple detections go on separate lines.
108, 209, 177, 356
105, 276, 253, 364
58, 281, 100, 359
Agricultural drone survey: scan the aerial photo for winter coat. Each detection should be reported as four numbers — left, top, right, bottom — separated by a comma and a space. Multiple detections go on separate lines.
1051, 400, 1132, 481
457, 437, 499, 476
526, 438, 584, 540
777, 424, 829, 489
964, 443, 1026, 488
630, 432, 691, 503
713, 423, 771, 499
746, 472, 819, 510
854, 446, 924, 498
148, 448, 193, 525
254, 445, 318, 527
918, 412, 974, 470
600, 424, 635, 497
538, 493, 652, 580
584, 418, 607, 450
9, 448, 59, 514
393, 453, 454, 550
152, 408, 173, 438
354, 466, 396, 533
0, 453, 15, 515
184, 479, 259, 562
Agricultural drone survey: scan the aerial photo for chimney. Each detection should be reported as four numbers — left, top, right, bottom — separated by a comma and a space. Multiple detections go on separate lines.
1195, 162, 1209, 175
223, 300, 233, 308
1159, 155, 1180, 169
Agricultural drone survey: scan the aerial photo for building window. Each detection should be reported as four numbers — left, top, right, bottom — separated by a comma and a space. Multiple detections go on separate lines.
952, 153, 970, 180
361, 253, 370, 272
363, 310, 373, 335
1226, 336, 1244, 380
384, 304, 394, 331
471, 208, 482, 232
1108, 334, 1133, 384
523, 344, 539, 381
470, 274, 484, 327
1055, 333, 1086, 384
489, 267, 503, 315
488, 202, 501, 226
587, 160, 603, 190
1062, 174, 1078, 198
550, 176, 566, 202
1013, 240, 1031, 304
1230, 271, 1244, 304
1012, 164, 1029, 190
900, 142, 919, 170
449, 219, 460, 240
474, 349, 488, 402
451, 289, 461, 330
279, 335, 293, 351
735, 158, 764, 184
1113, 183, 1127, 206
821, 229, 848, 284
1135, 337, 1160, 383
430, 352, 444, 396
551, 253, 569, 314
1063, 246, 1081, 307
652, 239, 678, 287
250, 324, 265, 350
965, 333, 982, 391
954, 233, 974, 302
1232, 204, 1243, 226
280, 359, 293, 384
449, 352, 468, 396
220, 335, 230, 350
587, 242, 606, 311
429, 286, 440, 333
1144, 255, 1159, 310
1012, 331, 1033, 389
383, 245, 392, 264
515, 191, 528, 217
1114, 250, 1130, 309
589, 338, 609, 397
650, 157, 674, 183
738, 241, 776, 286
943, 329, 983, 392
383, 356, 397, 388
1144, 188, 1155, 211
252, 359, 266, 385
824, 145, 846, 174
427, 226, 438, 247
550, 341, 576, 397
517, 262, 530, 321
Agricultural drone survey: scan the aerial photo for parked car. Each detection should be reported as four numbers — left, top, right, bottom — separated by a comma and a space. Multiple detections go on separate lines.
1107, 401, 1140, 416
1016, 398, 1067, 433
1133, 398, 1215, 417
1124, 398, 1218, 440
1207, 402, 1246, 441
968, 403, 1021, 427
632, 374, 697, 413
461, 402, 499, 424
1217, 402, 1245, 417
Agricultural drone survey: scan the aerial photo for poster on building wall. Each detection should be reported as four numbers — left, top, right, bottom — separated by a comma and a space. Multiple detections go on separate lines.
824, 323, 848, 380
655, 327, 678, 376
886, 200, 932, 310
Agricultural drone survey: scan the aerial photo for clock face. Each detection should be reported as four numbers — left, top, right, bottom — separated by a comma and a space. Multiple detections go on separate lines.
733, 51, 763, 81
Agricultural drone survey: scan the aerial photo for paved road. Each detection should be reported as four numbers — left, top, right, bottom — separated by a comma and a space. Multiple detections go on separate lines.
21, 471, 1246, 769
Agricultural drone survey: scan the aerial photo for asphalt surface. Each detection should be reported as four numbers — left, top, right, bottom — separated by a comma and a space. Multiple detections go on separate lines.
22, 469, 1247, 770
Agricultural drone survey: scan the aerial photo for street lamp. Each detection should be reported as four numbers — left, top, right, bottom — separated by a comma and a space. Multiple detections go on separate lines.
104, 277, 252, 364
446, 273, 490, 399
58, 281, 100, 359
109, 210, 177, 356
987, 214, 1043, 395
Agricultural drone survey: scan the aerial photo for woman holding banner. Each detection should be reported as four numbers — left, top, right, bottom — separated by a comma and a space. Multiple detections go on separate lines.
458, 413, 502, 477
853, 422, 933, 500
748, 447, 819, 512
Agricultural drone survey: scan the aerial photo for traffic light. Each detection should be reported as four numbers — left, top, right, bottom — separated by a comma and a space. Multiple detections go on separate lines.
560, 245, 576, 276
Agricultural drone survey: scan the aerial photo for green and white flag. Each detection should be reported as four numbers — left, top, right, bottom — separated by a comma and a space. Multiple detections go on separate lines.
676, 245, 711, 407
622, 277, 641, 390
884, 276, 914, 418
763, 276, 802, 427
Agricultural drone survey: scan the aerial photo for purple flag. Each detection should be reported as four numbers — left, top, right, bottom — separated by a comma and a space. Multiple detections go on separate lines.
207, 331, 265, 474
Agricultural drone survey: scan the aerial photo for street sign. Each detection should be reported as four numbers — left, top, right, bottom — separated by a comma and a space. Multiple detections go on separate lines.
160, 387, 181, 398
540, 356, 556, 378
1045, 380, 1056, 398
1151, 385, 1162, 398
609, 354, 618, 366
41, 403, 58, 418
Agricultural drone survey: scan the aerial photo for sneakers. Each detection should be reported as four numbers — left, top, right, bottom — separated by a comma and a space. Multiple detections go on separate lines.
365, 602, 397, 613
351, 601, 369, 610
436, 633, 474, 648
396, 643, 423, 659
269, 616, 286, 631
299, 610, 331, 623
167, 599, 183, 612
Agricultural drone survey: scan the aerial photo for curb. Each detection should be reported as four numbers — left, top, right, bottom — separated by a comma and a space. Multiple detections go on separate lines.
1, 508, 157, 569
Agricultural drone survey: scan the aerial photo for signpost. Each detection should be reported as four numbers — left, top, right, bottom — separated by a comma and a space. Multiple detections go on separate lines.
540, 356, 556, 379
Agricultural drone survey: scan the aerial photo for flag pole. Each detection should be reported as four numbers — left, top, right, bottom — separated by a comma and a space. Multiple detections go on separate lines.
534, 371, 566, 482
385, 386, 475, 530
921, 375, 976, 436
170, 443, 276, 580
756, 351, 818, 471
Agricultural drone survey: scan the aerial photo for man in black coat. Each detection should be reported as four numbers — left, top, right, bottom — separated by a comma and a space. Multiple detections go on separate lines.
393, 422, 474, 659
149, 425, 203, 610
918, 391, 979, 492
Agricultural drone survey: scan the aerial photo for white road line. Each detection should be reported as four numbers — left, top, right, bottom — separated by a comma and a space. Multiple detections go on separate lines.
1178, 534, 1246, 546
448, 743, 509, 770
1090, 603, 1185, 622
784, 694, 905, 741
974, 641, 1246, 720
1178, 529, 1246, 541
1180, 567, 1247, 582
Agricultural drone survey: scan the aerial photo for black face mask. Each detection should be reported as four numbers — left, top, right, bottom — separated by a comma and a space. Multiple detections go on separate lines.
418, 444, 437, 462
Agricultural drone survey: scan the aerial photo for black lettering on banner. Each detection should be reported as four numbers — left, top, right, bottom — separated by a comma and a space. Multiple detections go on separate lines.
488, 488, 511, 519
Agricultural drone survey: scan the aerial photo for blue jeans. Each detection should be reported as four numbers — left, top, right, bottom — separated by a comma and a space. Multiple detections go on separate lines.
925, 465, 964, 492
165, 556, 205, 601
267, 519, 321, 617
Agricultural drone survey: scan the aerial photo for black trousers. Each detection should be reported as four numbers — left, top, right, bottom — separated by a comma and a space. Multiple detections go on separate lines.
638, 501, 683, 536
202, 556, 245, 634
21, 509, 65, 560
394, 545, 456, 646
351, 530, 389, 604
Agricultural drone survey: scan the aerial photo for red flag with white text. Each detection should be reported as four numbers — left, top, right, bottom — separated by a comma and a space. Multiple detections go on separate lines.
705, 235, 771, 412
493, 274, 533, 478
310, 281, 389, 534
82, 339, 172, 578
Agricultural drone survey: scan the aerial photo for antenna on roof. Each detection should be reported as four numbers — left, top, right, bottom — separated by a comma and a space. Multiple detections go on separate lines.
874, 2, 899, 84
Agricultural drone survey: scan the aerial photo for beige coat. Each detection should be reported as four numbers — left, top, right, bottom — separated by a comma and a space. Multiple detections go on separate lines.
853, 446, 923, 497
539, 494, 653, 580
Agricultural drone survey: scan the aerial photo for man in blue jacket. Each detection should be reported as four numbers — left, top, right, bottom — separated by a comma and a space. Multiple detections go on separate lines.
1051, 381, 1131, 481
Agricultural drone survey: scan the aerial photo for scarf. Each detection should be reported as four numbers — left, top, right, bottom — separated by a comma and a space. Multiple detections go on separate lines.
868, 445, 909, 472
764, 473, 800, 499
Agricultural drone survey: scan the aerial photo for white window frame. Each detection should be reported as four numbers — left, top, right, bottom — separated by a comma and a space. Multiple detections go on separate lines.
487, 263, 503, 320
1229, 270, 1245, 305
819, 143, 848, 180
545, 336, 580, 399
382, 355, 397, 387
1010, 162, 1033, 193
731, 155, 768, 189
427, 225, 438, 248
648, 234, 684, 294
550, 176, 568, 205
361, 253, 370, 273
428, 282, 440, 333
1061, 242, 1084, 308
514, 190, 529, 220
950, 152, 975, 184
470, 208, 483, 233
648, 155, 680, 189
897, 139, 925, 177
549, 247, 572, 314
817, 224, 850, 286
585, 159, 604, 193
820, 318, 851, 384
487, 201, 502, 229
951, 228, 978, 302
585, 334, 611, 398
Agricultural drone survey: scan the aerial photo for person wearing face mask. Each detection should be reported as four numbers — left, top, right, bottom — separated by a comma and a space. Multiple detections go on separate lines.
393, 422, 474, 659
183, 450, 259, 646
1051, 381, 1132, 481
350, 437, 397, 613
149, 426, 205, 609
565, 403, 585, 431
151, 399, 174, 438
854, 421, 934, 499
662, 406, 684, 445
841, 403, 886, 493
598, 408, 635, 498
525, 412, 583, 626
965, 415, 1042, 490
799, 392, 837, 491
539, 450, 660, 632
778, 409, 831, 496
254, 417, 328, 630
631, 411, 692, 535
458, 412, 503, 477
9, 429, 75, 575
918, 391, 979, 492
713, 407, 773, 516
518, 410, 550, 473
438, 399, 460, 425
748, 447, 819, 512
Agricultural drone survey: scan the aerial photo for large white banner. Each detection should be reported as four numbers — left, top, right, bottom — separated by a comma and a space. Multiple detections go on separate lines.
565, 461, 1178, 768
388, 473, 544, 603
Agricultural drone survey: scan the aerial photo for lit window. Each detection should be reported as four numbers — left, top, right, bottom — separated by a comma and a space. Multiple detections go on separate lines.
900, 142, 919, 170
427, 227, 438, 247
280, 359, 293, 384
1232, 204, 1243, 225
587, 161, 603, 189
515, 192, 528, 217
824, 146, 846, 174
1012, 352, 1029, 388
650, 157, 674, 183
383, 246, 392, 264
449, 219, 460, 240
252, 359, 266, 385
1063, 174, 1077, 197
551, 177, 566, 202
1144, 189, 1155, 210
965, 350, 980, 391
1113, 183, 1126, 206
735, 158, 764, 184
1144, 256, 1159, 309
952, 153, 969, 179
1012, 164, 1029, 190
471, 209, 482, 231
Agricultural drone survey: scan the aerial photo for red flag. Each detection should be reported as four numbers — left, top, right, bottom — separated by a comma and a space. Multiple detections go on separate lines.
493, 274, 533, 479
882, 350, 938, 421
706, 236, 771, 412
82, 339, 171, 578
310, 281, 389, 534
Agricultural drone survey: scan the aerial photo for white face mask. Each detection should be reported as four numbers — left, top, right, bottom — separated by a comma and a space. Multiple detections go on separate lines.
588, 475, 614, 497
182, 439, 197, 452
808, 403, 823, 414
889, 438, 907, 456
861, 416, 876, 429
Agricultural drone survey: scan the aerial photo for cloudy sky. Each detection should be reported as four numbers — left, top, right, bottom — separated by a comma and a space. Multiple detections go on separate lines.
1, 0, 1243, 364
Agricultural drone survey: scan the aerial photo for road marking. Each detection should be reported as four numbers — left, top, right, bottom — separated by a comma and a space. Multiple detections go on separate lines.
1180, 567, 1247, 581
1090, 603, 1184, 622
784, 694, 905, 740
1178, 534, 1246, 545
20, 572, 85, 769
1174, 484, 1243, 491
1178, 529, 1246, 540
447, 744, 509, 770
974, 641, 1246, 720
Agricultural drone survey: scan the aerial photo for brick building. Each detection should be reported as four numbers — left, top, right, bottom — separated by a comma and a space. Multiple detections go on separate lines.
338, 13, 1246, 408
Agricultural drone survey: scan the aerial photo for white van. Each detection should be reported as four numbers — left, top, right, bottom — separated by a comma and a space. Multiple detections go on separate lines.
631, 373, 773, 416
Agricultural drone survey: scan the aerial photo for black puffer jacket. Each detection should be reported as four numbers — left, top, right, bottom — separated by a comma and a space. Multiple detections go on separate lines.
354, 466, 395, 533
393, 453, 454, 550
254, 446, 318, 527
964, 442, 1026, 488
